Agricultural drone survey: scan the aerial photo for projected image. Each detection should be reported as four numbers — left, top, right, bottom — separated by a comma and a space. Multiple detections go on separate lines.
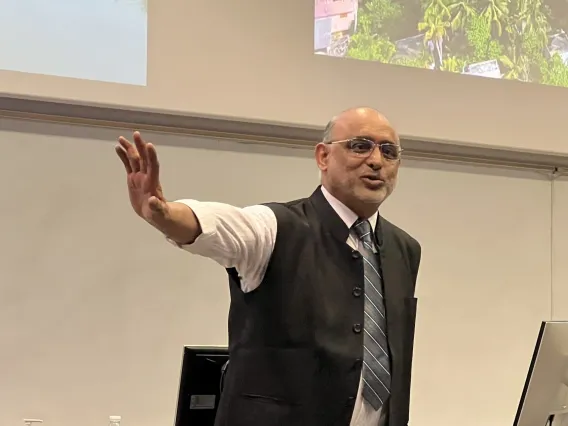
0, 0, 147, 86
314, 0, 568, 87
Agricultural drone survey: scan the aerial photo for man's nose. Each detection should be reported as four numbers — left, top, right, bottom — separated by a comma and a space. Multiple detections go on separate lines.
366, 145, 384, 169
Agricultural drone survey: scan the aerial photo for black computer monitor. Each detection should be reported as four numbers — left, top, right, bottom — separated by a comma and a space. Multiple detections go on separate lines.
514, 321, 568, 426
174, 346, 229, 426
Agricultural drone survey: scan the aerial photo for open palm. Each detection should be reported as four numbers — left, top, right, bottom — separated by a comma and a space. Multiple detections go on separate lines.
115, 131, 169, 224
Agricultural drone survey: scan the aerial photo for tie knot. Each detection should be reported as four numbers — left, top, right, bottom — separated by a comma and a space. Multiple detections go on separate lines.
353, 218, 373, 243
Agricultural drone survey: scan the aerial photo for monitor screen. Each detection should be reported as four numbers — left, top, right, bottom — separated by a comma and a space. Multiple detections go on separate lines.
174, 346, 229, 426
514, 321, 568, 426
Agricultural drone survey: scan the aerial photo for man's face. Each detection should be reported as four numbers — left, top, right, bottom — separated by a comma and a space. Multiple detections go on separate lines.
316, 110, 401, 215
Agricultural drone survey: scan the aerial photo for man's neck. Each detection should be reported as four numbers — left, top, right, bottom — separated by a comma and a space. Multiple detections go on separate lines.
321, 185, 379, 220
320, 185, 379, 230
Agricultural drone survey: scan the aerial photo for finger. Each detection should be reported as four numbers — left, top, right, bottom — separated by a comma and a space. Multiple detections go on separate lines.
133, 131, 148, 173
146, 143, 160, 186
118, 135, 141, 172
115, 145, 132, 173
118, 136, 132, 151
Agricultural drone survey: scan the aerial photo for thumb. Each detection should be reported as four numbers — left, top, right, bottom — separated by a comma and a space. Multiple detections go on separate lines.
148, 196, 168, 215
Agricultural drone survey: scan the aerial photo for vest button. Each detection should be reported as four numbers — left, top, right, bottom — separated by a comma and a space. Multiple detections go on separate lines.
352, 287, 362, 297
352, 323, 362, 333
351, 250, 361, 259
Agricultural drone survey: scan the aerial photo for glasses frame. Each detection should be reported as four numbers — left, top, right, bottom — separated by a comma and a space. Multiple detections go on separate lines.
323, 137, 403, 161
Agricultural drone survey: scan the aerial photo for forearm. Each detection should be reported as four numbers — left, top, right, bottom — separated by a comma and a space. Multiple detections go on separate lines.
155, 201, 202, 245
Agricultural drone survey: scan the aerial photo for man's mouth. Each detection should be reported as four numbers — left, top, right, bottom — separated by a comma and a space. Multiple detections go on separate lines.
361, 175, 383, 182
361, 175, 384, 187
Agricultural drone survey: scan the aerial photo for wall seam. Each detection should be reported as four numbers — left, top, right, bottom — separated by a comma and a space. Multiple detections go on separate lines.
550, 168, 559, 321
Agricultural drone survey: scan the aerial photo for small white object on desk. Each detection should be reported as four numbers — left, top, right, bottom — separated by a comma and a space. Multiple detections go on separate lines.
23, 420, 43, 426
109, 415, 121, 426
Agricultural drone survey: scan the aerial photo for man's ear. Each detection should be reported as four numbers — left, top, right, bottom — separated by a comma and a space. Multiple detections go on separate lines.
314, 143, 329, 172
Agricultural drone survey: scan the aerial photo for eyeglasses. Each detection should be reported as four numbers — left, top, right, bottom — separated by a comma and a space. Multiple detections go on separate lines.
324, 137, 403, 160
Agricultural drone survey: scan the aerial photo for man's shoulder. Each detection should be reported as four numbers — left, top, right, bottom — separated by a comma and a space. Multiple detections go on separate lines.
262, 196, 309, 208
261, 196, 312, 218
257, 195, 322, 240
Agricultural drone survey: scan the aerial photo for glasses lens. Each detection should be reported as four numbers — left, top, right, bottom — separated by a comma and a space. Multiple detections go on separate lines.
380, 143, 400, 160
347, 138, 401, 160
347, 138, 375, 154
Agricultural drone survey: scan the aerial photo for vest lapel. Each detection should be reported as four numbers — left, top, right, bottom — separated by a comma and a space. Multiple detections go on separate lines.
308, 186, 351, 246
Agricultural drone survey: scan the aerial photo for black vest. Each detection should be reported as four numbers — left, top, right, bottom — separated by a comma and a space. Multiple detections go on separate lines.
214, 187, 421, 426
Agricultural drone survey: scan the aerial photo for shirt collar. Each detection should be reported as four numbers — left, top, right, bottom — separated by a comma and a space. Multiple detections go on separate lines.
320, 185, 378, 232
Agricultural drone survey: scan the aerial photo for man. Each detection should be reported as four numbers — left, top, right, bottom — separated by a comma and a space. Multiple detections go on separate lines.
115, 107, 421, 426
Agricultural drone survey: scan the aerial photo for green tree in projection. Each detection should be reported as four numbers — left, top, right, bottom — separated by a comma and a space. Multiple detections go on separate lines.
434, 0, 567, 86
516, 0, 550, 45
495, 0, 550, 81
442, 54, 468, 71
465, 12, 504, 62
346, 0, 402, 62
478, 0, 509, 37
418, 0, 452, 67
347, 0, 568, 87
448, 0, 476, 32
393, 51, 434, 68
541, 53, 568, 86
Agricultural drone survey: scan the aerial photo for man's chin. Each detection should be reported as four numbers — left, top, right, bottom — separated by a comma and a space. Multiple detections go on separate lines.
360, 183, 392, 201
358, 191, 387, 205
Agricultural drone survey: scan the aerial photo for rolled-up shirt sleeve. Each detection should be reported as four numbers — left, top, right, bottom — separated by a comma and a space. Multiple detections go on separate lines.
166, 199, 277, 292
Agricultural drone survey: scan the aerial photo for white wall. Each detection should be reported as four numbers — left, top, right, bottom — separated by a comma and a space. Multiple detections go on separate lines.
380, 162, 552, 426
551, 176, 568, 322
0, 117, 555, 426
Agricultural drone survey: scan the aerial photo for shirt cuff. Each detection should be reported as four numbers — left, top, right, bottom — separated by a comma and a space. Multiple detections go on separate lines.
165, 199, 217, 252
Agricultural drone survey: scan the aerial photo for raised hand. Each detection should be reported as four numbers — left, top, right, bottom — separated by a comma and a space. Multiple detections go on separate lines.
115, 131, 170, 225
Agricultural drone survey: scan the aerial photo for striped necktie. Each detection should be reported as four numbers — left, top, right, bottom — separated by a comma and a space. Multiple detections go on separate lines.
352, 218, 391, 411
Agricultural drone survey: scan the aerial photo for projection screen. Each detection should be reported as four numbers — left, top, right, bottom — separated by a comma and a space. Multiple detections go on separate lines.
0, 0, 566, 156
0, 0, 147, 86
314, 0, 568, 87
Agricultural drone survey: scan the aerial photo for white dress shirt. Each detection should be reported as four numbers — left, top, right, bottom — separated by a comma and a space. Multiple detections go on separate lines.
170, 186, 385, 426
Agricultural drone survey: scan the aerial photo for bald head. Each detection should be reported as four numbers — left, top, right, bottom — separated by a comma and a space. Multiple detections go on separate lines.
321, 107, 396, 143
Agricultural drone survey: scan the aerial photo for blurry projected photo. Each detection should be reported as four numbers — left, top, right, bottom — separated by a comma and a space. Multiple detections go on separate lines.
0, 0, 147, 86
314, 0, 568, 87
